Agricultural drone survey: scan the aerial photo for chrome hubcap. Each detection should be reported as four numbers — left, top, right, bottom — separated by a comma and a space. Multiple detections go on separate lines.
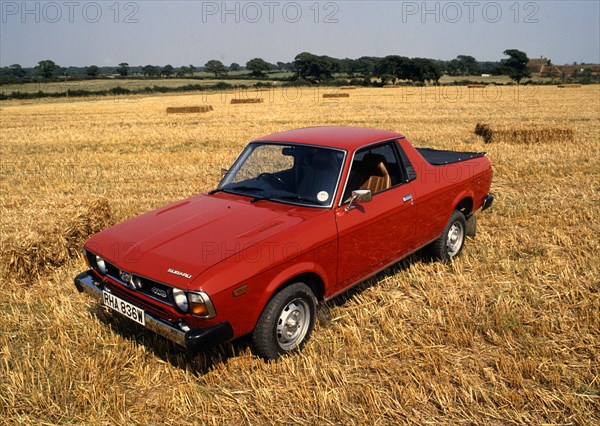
446, 222, 464, 257
276, 298, 310, 351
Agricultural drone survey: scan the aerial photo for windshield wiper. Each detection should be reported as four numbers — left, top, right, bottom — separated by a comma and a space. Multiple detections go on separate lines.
210, 185, 262, 195
220, 185, 273, 202
250, 195, 275, 203
223, 185, 265, 193
274, 194, 321, 205
250, 193, 319, 205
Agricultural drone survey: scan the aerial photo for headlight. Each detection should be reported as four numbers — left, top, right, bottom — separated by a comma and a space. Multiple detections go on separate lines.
172, 288, 188, 312
95, 255, 107, 275
188, 291, 216, 318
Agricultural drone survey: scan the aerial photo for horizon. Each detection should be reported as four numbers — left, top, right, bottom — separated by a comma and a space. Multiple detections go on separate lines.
6, 53, 600, 70
1, 1, 599, 68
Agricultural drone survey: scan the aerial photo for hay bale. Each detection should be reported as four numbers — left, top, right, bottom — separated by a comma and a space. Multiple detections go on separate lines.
323, 93, 350, 98
1, 198, 112, 281
230, 98, 264, 104
340, 86, 357, 90
474, 123, 493, 142
166, 106, 213, 113
474, 122, 574, 144
558, 84, 581, 88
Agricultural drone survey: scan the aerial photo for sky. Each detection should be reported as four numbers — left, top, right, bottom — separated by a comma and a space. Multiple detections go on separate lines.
1, 0, 599, 68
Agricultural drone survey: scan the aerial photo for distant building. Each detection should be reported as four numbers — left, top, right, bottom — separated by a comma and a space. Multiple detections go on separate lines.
557, 64, 600, 77
528, 56, 599, 77
527, 57, 563, 77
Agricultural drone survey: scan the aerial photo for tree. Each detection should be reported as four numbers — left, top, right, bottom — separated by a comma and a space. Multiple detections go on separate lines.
457, 55, 479, 75
406, 58, 442, 83
375, 55, 410, 81
189, 65, 196, 76
276, 61, 293, 72
116, 63, 129, 76
86, 65, 100, 77
375, 56, 441, 83
337, 58, 353, 75
293, 52, 338, 82
8, 64, 26, 78
246, 58, 272, 77
229, 62, 241, 72
35, 60, 59, 78
480, 61, 503, 75
204, 60, 227, 77
447, 55, 480, 76
142, 65, 159, 77
177, 66, 190, 77
353, 57, 379, 78
502, 49, 531, 83
161, 64, 174, 77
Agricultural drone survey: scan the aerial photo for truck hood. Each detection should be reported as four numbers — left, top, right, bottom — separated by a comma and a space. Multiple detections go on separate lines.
86, 193, 320, 288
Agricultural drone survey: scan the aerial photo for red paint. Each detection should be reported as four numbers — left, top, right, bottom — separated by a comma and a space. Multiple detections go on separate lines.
83, 127, 493, 341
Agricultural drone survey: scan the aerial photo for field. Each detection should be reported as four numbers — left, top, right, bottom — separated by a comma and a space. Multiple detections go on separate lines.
1, 84, 599, 424
0, 74, 544, 98
0, 77, 260, 96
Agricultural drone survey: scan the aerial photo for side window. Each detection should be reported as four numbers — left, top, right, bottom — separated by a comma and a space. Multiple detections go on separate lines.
343, 142, 404, 201
396, 139, 417, 182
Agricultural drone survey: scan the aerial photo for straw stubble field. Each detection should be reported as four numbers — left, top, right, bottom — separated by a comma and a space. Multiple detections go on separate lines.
1, 85, 599, 424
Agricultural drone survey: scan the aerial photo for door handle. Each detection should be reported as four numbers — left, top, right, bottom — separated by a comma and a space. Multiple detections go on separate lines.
403, 194, 413, 203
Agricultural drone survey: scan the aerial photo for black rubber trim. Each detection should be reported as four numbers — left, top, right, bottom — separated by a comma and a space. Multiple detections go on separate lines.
481, 194, 495, 211
186, 322, 234, 352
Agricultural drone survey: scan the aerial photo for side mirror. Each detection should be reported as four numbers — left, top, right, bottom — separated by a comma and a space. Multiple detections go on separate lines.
221, 168, 228, 178
345, 189, 372, 211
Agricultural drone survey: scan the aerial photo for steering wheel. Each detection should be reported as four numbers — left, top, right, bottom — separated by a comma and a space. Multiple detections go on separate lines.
257, 173, 288, 190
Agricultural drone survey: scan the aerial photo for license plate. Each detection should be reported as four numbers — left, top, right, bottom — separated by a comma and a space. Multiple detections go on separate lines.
103, 291, 145, 326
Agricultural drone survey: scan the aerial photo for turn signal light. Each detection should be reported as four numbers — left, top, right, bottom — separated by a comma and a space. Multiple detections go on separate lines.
188, 291, 216, 318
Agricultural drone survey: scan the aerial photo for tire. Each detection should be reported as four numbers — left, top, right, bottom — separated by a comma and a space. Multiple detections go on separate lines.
431, 210, 466, 261
252, 283, 316, 360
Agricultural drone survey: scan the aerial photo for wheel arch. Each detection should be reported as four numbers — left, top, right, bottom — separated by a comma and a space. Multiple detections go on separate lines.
247, 263, 327, 330
264, 267, 326, 304
283, 272, 325, 302
250, 271, 322, 359
453, 193, 474, 217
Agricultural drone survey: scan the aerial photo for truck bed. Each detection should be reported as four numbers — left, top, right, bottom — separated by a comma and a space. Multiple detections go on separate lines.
416, 148, 485, 165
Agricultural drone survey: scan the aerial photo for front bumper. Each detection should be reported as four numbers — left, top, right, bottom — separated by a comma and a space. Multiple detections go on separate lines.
74, 271, 233, 352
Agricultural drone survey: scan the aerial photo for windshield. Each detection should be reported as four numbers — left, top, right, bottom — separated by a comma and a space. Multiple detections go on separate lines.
218, 142, 345, 207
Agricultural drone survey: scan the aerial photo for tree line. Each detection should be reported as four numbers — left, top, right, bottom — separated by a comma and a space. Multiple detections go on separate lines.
3, 50, 596, 86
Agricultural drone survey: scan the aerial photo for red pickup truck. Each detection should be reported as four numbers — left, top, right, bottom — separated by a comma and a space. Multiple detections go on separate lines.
75, 126, 493, 359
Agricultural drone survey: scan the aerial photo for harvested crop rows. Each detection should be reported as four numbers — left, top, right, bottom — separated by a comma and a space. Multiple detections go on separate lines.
1, 85, 599, 424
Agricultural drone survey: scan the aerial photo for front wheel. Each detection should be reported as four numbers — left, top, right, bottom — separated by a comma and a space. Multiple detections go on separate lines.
431, 210, 466, 261
252, 283, 316, 360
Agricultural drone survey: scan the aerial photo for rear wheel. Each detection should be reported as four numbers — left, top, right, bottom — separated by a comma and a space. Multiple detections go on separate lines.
252, 283, 316, 360
431, 210, 466, 261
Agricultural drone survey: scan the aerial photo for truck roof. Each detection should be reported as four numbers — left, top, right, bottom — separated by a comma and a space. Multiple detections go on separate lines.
255, 126, 405, 151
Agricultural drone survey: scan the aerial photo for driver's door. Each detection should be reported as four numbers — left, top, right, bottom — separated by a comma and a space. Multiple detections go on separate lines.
334, 142, 418, 293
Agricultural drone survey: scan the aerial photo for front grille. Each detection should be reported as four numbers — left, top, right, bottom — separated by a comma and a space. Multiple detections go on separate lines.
85, 249, 176, 307
136, 276, 175, 305
106, 262, 176, 306
105, 262, 120, 279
